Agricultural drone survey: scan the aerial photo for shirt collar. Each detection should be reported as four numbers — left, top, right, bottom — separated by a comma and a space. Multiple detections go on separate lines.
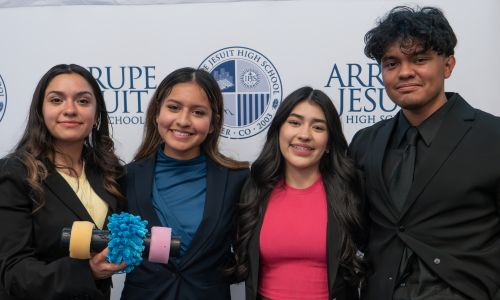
395, 93, 456, 147
417, 94, 456, 146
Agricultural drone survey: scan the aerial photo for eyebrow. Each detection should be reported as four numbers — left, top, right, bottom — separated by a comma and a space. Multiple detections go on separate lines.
382, 49, 432, 61
46, 91, 94, 97
381, 56, 397, 62
165, 99, 210, 110
414, 47, 433, 54
289, 112, 326, 123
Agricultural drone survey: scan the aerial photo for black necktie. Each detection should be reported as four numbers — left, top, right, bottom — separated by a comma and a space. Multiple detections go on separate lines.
389, 126, 419, 211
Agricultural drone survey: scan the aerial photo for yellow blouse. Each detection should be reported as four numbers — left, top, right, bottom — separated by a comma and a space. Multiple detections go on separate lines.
58, 164, 108, 229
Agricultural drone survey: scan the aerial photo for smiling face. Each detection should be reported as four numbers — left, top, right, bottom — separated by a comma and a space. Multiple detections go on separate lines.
381, 40, 455, 124
42, 73, 97, 149
279, 100, 329, 176
156, 81, 213, 160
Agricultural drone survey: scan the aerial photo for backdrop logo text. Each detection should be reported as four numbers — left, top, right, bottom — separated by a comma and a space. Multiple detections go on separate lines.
88, 66, 157, 125
325, 63, 397, 124
200, 47, 283, 139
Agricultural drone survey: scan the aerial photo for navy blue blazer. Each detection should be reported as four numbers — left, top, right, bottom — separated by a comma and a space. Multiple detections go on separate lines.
121, 154, 248, 300
350, 93, 500, 300
0, 157, 121, 300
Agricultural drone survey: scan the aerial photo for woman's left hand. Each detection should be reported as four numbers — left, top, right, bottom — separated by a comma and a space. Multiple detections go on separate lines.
89, 247, 127, 279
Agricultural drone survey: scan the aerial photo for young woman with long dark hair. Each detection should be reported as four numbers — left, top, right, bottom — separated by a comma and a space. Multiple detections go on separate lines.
233, 86, 365, 300
121, 67, 249, 300
0, 64, 126, 300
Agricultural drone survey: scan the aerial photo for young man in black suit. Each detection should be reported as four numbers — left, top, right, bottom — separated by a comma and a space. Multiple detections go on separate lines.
349, 6, 500, 300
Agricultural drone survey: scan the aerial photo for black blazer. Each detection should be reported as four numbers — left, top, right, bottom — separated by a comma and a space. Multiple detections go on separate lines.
245, 183, 359, 300
120, 154, 248, 300
0, 157, 121, 300
349, 93, 500, 300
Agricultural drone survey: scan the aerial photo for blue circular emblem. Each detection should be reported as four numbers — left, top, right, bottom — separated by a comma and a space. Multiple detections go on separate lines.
0, 74, 7, 123
199, 46, 283, 139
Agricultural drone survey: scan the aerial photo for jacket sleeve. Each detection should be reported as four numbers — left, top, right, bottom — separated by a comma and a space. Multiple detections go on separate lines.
0, 158, 108, 300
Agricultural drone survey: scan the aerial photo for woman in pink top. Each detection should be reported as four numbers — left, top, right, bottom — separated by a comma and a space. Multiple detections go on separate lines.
232, 87, 366, 300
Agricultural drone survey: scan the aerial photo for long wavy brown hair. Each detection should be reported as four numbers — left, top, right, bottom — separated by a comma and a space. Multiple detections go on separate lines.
134, 67, 248, 170
12, 64, 125, 212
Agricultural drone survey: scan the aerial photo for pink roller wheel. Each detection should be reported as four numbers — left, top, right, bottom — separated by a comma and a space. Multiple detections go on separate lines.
148, 226, 172, 264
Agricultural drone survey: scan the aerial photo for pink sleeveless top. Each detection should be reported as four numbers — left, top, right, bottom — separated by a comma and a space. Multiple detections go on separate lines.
258, 177, 328, 299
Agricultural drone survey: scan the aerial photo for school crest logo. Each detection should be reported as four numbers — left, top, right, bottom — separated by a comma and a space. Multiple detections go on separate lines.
199, 46, 282, 139
0, 74, 7, 123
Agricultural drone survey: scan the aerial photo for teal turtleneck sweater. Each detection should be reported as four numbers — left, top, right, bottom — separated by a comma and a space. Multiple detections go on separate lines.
152, 146, 207, 260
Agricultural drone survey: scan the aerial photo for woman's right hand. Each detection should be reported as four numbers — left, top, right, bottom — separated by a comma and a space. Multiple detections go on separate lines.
89, 247, 127, 279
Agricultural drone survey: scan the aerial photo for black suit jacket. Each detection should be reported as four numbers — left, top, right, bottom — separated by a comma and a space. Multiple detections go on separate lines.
120, 154, 248, 300
349, 93, 500, 300
0, 157, 121, 300
245, 183, 359, 300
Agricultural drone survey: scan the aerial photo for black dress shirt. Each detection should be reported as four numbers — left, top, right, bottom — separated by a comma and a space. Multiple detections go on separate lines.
382, 97, 471, 300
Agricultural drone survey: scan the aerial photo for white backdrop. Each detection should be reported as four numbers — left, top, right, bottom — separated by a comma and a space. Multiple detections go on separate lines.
0, 0, 499, 299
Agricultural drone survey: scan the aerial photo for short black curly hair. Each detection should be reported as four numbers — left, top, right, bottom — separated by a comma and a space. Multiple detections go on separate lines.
364, 6, 457, 63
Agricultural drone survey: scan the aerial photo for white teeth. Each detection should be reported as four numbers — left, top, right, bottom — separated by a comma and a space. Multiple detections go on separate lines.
292, 145, 312, 151
172, 130, 191, 136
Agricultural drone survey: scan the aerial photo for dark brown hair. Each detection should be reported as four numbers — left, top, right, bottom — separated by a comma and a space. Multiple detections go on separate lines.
134, 67, 248, 169
13, 64, 124, 212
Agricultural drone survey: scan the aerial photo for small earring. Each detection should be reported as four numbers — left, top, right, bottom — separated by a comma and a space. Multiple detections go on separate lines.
325, 148, 330, 154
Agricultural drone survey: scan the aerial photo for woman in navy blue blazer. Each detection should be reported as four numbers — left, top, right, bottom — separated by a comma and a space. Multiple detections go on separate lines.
121, 67, 249, 300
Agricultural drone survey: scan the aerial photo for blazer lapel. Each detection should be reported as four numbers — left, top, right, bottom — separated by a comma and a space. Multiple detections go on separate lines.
132, 155, 163, 228
44, 169, 93, 222
181, 159, 228, 269
400, 96, 475, 217
85, 164, 118, 213
370, 114, 400, 220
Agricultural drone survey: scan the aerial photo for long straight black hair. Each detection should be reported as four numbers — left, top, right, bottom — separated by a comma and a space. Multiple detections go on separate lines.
232, 86, 365, 285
